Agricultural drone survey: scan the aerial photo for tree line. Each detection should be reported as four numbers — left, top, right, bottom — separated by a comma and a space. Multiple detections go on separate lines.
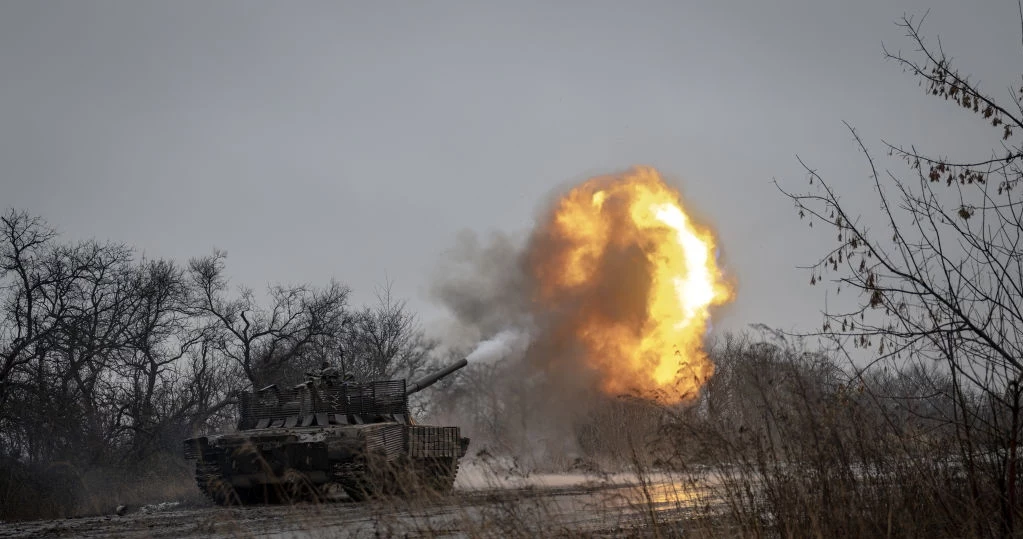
0, 210, 435, 518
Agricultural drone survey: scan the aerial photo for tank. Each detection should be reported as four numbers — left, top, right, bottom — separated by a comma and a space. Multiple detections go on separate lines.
182, 358, 470, 504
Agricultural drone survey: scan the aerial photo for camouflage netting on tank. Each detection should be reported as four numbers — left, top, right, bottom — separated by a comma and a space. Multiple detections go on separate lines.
237, 380, 408, 430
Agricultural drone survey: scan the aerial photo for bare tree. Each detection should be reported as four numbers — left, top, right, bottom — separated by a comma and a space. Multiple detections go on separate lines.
778, 12, 1023, 536
339, 280, 436, 382
110, 258, 234, 460
187, 250, 350, 388
0, 210, 62, 413
0, 214, 148, 464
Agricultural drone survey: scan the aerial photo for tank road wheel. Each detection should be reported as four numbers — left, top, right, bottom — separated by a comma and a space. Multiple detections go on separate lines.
334, 462, 378, 502
335, 455, 415, 501
279, 468, 323, 504
195, 461, 243, 506
196, 461, 284, 505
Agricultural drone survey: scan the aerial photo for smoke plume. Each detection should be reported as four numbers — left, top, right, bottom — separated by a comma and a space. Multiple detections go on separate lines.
465, 329, 532, 365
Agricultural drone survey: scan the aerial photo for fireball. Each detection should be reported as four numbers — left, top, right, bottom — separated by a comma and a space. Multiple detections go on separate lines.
527, 167, 732, 403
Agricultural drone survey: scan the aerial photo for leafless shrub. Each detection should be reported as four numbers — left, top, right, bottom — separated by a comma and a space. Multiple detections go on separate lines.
774, 9, 1023, 537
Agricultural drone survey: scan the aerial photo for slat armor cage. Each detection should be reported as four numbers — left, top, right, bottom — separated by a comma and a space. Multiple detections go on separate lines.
408, 425, 462, 458
237, 380, 409, 430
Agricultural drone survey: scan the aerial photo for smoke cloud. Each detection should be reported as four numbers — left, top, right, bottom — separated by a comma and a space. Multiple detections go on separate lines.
465, 328, 532, 364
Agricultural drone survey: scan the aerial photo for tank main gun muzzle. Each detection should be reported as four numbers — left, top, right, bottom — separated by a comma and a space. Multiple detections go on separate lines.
405, 358, 468, 395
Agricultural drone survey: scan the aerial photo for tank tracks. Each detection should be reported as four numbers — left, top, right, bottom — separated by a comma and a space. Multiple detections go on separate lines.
195, 460, 244, 505
196, 456, 458, 505
194, 460, 284, 505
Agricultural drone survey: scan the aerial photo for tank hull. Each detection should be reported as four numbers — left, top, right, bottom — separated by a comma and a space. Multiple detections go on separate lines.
184, 360, 471, 504
185, 422, 469, 503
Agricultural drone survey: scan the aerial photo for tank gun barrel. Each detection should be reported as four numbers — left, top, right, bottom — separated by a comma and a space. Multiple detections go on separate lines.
406, 358, 468, 395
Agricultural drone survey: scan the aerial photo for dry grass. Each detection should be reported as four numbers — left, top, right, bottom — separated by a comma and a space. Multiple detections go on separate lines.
3, 344, 1015, 538
0, 452, 204, 521
0, 440, 990, 538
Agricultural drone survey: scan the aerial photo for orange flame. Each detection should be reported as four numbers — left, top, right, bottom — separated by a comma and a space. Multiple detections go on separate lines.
527, 167, 732, 404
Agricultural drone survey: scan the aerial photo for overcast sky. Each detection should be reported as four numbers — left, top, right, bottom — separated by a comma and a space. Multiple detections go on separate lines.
0, 1, 1017, 339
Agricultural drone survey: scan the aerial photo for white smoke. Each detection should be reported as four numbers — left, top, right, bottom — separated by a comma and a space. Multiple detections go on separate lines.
466, 328, 532, 364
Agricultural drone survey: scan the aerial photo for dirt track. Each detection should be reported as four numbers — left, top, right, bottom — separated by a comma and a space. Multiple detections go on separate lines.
0, 473, 714, 538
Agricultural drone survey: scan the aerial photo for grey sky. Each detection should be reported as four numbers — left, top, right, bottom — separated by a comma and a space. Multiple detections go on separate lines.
0, 1, 1017, 338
